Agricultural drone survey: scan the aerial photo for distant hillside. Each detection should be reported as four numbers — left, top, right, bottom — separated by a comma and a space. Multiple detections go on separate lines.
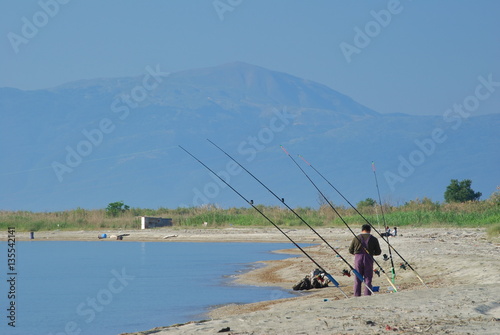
1, 62, 498, 211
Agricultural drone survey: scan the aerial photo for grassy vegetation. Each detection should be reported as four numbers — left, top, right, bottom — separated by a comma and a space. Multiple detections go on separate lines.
1, 197, 499, 233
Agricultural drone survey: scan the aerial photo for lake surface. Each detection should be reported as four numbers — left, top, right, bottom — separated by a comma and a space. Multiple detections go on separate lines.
0, 241, 302, 335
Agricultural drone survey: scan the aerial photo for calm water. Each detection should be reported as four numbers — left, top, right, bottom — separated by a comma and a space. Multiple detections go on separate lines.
0, 241, 302, 335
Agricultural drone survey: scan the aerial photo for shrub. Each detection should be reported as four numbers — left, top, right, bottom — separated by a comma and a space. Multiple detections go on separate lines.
106, 201, 130, 217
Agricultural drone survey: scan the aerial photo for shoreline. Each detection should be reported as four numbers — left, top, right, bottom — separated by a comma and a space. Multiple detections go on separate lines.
3, 227, 499, 334
120, 227, 499, 335
0, 227, 319, 243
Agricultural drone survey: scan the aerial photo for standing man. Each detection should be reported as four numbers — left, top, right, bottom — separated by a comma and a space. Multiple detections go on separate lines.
349, 224, 381, 296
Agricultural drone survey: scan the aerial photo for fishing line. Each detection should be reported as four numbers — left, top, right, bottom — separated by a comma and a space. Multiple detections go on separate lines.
297, 153, 428, 289
281, 146, 398, 293
179, 145, 349, 298
372, 162, 396, 283
207, 139, 371, 293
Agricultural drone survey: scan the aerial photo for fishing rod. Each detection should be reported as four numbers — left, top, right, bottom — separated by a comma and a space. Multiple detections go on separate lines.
372, 162, 396, 283
206, 139, 372, 294
179, 145, 349, 299
281, 146, 398, 293
297, 154, 428, 289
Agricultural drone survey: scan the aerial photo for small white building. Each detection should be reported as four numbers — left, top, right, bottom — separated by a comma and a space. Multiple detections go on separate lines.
140, 216, 173, 229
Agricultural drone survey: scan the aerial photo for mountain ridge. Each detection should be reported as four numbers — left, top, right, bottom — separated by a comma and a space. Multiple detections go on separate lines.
1, 62, 497, 211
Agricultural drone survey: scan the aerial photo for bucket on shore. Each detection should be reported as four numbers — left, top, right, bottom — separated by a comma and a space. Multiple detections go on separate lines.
98, 233, 107, 239
372, 286, 380, 292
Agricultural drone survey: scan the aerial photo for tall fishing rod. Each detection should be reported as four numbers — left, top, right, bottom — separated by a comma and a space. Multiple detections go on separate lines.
207, 139, 371, 294
281, 146, 398, 293
372, 161, 396, 283
179, 145, 349, 299
297, 154, 428, 289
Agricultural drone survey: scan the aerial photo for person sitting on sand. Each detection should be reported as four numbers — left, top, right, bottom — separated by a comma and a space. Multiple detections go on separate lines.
381, 226, 394, 237
349, 224, 381, 297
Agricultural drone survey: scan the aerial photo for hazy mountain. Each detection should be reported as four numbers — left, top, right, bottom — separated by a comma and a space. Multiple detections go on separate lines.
1, 62, 498, 211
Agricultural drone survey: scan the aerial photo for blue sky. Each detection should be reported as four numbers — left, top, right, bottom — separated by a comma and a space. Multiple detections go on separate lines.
1, 0, 499, 116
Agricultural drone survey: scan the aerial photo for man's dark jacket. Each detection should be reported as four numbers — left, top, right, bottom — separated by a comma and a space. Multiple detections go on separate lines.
349, 233, 382, 255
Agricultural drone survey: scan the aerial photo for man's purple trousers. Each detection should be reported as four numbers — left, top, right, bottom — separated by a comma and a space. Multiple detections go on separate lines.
354, 253, 374, 296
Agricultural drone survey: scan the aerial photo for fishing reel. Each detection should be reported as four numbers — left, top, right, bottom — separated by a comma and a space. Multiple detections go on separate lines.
374, 268, 381, 277
342, 269, 351, 277
383, 254, 390, 261
400, 263, 407, 270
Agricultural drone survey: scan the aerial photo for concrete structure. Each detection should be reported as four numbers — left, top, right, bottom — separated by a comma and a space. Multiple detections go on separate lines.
140, 216, 173, 229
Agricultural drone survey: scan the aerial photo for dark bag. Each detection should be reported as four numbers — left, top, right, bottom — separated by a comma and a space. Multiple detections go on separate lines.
292, 268, 330, 290
292, 276, 312, 291
310, 269, 329, 288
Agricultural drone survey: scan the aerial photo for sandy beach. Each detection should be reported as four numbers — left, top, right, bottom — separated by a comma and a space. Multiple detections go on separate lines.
7, 227, 499, 334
